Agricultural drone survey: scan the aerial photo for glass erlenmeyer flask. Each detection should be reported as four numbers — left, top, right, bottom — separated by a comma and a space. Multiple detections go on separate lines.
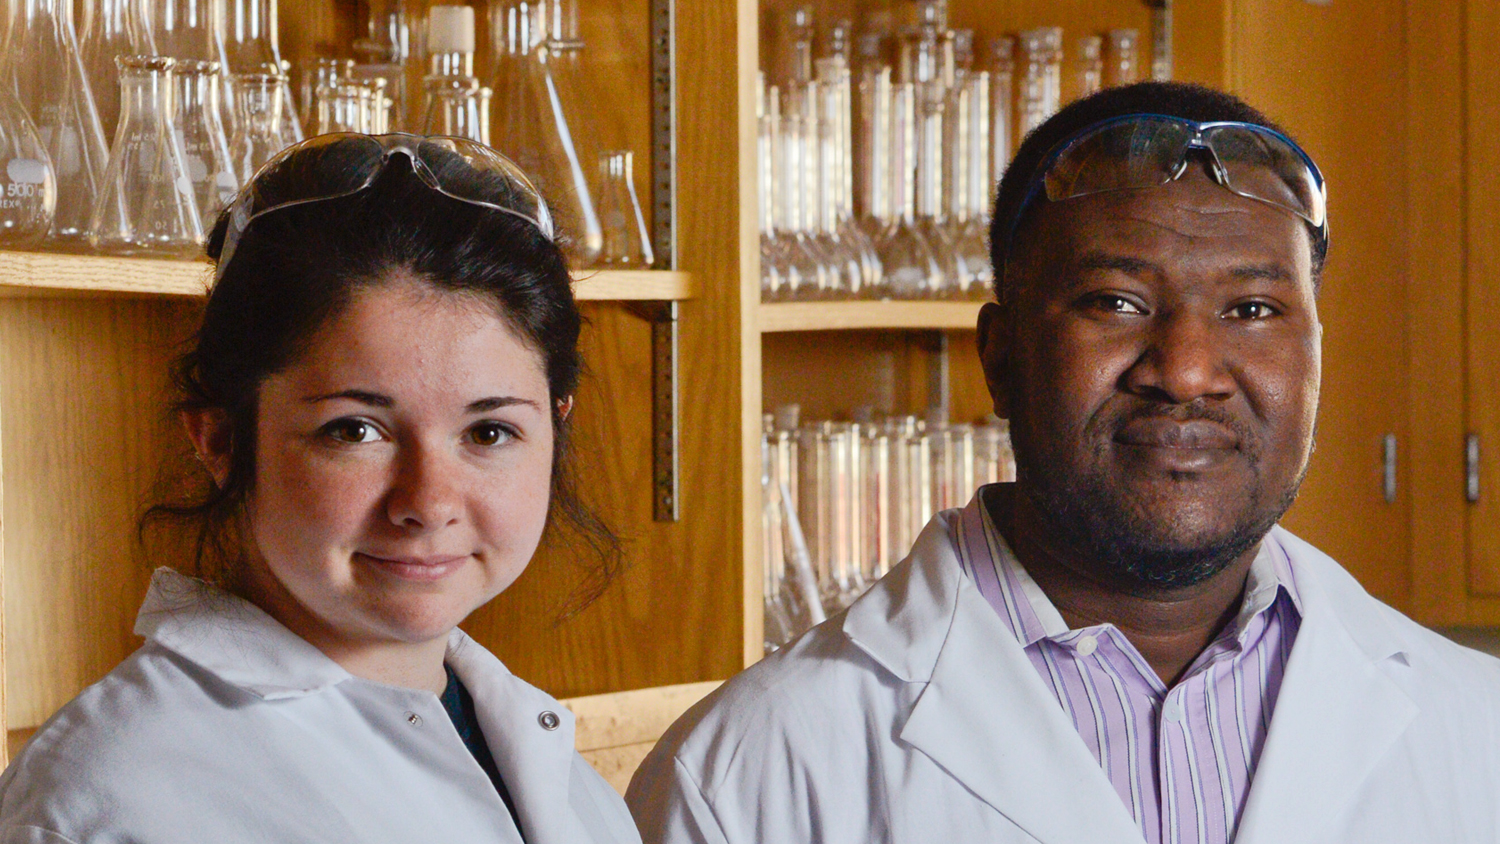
174, 59, 236, 230
300, 57, 352, 130
489, 0, 601, 265
227, 70, 284, 182
593, 150, 652, 268
8, 0, 111, 249
876, 82, 941, 299
79, 0, 151, 138
139, 0, 227, 61
0, 85, 57, 247
315, 81, 372, 134
224, 0, 302, 142
352, 0, 410, 131
421, 75, 489, 143
89, 55, 201, 255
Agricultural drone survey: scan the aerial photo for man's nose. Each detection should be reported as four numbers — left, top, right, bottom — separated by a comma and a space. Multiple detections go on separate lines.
385, 442, 463, 531
1122, 310, 1238, 405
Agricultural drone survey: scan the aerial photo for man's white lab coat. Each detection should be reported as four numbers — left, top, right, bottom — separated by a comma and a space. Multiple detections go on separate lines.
628, 513, 1500, 844
0, 569, 642, 844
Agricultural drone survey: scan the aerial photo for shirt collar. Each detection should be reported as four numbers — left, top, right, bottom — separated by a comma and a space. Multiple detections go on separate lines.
969, 488, 1304, 647
134, 567, 355, 699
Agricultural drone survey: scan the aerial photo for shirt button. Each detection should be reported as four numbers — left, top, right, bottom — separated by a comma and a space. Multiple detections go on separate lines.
1076, 635, 1098, 656
1163, 699, 1184, 723
406, 712, 423, 727
538, 710, 560, 731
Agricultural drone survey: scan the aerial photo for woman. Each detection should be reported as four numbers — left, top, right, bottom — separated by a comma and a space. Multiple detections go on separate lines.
0, 135, 640, 843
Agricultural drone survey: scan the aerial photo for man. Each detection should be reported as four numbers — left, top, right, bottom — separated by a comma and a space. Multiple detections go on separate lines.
628, 82, 1500, 843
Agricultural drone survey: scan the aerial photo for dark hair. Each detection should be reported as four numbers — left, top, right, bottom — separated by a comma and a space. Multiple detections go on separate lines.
989, 80, 1329, 300
144, 143, 620, 610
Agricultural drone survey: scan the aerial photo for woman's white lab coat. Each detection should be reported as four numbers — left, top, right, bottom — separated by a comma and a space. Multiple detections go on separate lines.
0, 568, 642, 844
628, 514, 1500, 844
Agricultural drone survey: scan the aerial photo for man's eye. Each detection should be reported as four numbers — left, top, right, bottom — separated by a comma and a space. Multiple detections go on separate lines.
322, 419, 381, 444
1086, 294, 1145, 314
469, 422, 516, 447
1226, 301, 1280, 320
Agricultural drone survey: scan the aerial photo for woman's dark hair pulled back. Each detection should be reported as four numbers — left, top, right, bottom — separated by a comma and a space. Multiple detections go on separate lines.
146, 140, 619, 609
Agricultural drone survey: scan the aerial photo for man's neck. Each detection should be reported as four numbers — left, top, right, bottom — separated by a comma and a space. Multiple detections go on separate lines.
986, 485, 1257, 687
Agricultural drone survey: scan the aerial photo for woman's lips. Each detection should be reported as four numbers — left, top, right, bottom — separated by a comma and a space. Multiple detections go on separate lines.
355, 552, 469, 582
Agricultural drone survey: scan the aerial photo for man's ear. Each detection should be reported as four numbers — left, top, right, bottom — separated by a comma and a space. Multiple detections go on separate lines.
181, 408, 234, 488
977, 300, 1012, 420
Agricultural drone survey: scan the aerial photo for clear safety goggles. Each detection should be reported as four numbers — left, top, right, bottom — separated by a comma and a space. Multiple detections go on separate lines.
1007, 114, 1328, 254
216, 133, 554, 281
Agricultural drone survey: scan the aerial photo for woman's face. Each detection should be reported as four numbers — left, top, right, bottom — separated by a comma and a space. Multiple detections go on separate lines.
243, 274, 555, 653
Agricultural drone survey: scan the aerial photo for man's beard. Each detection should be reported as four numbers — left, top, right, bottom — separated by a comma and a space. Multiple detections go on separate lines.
1014, 409, 1307, 592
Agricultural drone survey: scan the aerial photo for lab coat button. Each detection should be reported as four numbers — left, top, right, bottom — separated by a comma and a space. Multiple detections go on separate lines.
538, 710, 561, 731
406, 712, 423, 727
1077, 635, 1098, 656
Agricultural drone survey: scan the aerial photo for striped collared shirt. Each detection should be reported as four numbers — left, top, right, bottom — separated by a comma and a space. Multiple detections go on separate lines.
951, 489, 1303, 844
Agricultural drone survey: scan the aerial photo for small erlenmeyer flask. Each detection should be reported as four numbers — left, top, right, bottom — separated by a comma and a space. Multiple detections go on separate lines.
228, 70, 285, 182
224, 0, 303, 142
0, 85, 57, 247
90, 55, 202, 256
352, 0, 411, 131
9, 0, 112, 249
315, 81, 372, 134
79, 0, 152, 138
593, 150, 653, 268
421, 75, 489, 144
300, 57, 353, 130
489, 0, 601, 265
174, 60, 237, 230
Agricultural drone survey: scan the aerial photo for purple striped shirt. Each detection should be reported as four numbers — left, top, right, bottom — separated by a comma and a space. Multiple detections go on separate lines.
952, 491, 1302, 844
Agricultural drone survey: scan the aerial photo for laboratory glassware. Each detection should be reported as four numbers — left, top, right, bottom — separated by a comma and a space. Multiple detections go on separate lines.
174, 59, 236, 230
809, 68, 863, 296
8, 0, 111, 248
314, 81, 372, 134
1016, 28, 1061, 142
223, 0, 302, 141
989, 35, 1014, 180
352, 0, 411, 130
758, 75, 789, 300
421, 75, 489, 143
956, 69, 993, 296
593, 150, 653, 268
859, 421, 893, 583
139, 0, 228, 62
1105, 29, 1140, 88
874, 81, 941, 298
974, 416, 1016, 486
824, 55, 881, 293
773, 92, 827, 300
427, 5, 476, 77
0, 86, 57, 247
301, 57, 353, 129
489, 0, 601, 265
1077, 35, 1104, 99
78, 0, 151, 138
228, 70, 285, 182
89, 55, 202, 255
763, 415, 792, 652
914, 80, 972, 297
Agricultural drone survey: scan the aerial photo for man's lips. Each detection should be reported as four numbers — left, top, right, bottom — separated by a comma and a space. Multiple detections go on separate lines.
1113, 417, 1242, 451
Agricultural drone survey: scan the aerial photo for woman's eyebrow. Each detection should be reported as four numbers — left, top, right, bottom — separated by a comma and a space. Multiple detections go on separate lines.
466, 396, 543, 413
302, 389, 392, 407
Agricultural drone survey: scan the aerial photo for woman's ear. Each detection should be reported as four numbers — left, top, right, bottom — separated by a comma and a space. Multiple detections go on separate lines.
180, 408, 234, 488
556, 395, 574, 422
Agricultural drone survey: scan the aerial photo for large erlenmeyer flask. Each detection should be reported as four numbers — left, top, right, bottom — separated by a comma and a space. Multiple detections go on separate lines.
175, 59, 236, 230
79, 0, 152, 138
7, 0, 111, 249
421, 75, 489, 144
489, 0, 601, 264
139, 0, 228, 63
89, 55, 202, 255
0, 84, 57, 247
227, 70, 285, 181
224, 0, 302, 141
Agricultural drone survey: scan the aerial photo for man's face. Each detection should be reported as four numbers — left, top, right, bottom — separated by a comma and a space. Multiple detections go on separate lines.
980, 165, 1321, 590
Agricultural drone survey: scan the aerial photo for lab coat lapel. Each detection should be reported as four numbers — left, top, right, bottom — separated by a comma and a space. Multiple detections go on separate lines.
846, 515, 1145, 844
447, 632, 589, 844
1233, 529, 1418, 844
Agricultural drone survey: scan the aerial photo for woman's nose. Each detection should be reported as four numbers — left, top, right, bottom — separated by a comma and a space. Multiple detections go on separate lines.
385, 443, 463, 531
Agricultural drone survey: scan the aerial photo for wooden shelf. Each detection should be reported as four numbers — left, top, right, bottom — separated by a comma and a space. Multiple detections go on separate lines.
0, 251, 695, 302
758, 300, 984, 332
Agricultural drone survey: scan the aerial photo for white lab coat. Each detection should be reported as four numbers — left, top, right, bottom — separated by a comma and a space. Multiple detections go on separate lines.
628, 513, 1500, 844
0, 568, 642, 844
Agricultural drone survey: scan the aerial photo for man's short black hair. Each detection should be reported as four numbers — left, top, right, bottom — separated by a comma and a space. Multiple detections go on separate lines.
988, 80, 1328, 300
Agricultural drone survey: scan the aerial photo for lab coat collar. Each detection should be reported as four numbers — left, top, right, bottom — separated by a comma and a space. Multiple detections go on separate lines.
134, 567, 352, 699
447, 632, 591, 844
1232, 526, 1418, 844
844, 512, 1147, 844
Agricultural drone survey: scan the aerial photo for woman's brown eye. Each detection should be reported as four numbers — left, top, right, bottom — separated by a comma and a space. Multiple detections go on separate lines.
324, 420, 378, 443
471, 422, 513, 446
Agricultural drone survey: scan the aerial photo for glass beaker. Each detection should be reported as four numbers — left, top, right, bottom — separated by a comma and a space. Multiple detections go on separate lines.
224, 0, 302, 141
1105, 29, 1140, 88
421, 75, 489, 143
227, 70, 285, 182
0, 87, 57, 247
1077, 35, 1104, 99
174, 59, 236, 231
489, 0, 601, 265
89, 55, 202, 255
593, 150, 653, 268
9, 0, 112, 249
79, 0, 152, 138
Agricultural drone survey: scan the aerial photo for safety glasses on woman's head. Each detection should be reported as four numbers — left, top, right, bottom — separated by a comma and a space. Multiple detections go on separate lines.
216, 133, 554, 281
1005, 114, 1328, 257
